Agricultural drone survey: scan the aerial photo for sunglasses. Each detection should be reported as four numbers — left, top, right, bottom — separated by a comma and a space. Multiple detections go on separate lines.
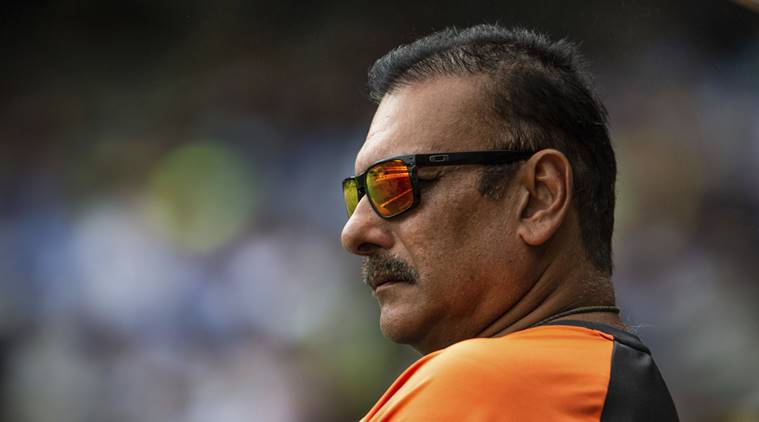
342, 150, 534, 219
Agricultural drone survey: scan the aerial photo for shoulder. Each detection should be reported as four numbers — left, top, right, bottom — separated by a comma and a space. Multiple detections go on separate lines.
422, 325, 615, 389
364, 326, 615, 420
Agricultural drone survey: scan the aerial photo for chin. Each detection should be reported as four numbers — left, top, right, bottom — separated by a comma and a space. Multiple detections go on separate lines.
378, 307, 425, 346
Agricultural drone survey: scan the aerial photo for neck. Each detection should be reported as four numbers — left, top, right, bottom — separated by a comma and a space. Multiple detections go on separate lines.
476, 260, 623, 338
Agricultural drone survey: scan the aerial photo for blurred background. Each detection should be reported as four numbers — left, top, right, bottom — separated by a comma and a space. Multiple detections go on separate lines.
1, 1, 758, 421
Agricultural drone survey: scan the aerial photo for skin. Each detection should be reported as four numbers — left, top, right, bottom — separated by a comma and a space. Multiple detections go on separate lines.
341, 75, 622, 355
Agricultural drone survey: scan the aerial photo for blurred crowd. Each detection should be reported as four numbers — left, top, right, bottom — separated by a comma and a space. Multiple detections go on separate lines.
1, 2, 758, 421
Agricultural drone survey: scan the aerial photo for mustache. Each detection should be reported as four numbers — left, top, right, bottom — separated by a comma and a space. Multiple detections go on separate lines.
362, 255, 419, 286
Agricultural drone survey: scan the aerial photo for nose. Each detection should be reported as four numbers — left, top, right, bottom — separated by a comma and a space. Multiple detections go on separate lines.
340, 197, 394, 256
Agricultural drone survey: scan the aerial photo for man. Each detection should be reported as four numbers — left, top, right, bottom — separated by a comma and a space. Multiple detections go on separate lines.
341, 24, 678, 421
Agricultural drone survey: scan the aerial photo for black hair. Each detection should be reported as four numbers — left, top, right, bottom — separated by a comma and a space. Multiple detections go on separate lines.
367, 24, 617, 275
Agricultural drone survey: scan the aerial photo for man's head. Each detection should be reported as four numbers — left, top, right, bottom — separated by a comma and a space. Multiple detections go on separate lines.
341, 25, 617, 354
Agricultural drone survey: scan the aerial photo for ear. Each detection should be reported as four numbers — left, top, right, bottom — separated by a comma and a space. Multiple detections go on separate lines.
516, 149, 573, 246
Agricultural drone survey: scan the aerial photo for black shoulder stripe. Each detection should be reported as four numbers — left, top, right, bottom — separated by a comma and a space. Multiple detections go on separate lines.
600, 341, 679, 421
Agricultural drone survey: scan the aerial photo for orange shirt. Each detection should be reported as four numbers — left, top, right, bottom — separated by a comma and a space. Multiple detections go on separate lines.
361, 324, 616, 421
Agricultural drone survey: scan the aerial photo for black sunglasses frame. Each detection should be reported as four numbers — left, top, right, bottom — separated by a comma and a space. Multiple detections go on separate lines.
343, 150, 535, 219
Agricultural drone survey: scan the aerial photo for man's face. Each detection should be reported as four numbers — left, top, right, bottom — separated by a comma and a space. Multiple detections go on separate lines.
341, 76, 532, 354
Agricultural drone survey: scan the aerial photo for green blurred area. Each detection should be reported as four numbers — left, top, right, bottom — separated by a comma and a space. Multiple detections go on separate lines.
146, 141, 258, 253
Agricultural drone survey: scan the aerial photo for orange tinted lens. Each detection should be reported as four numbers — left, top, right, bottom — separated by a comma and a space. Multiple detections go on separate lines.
366, 160, 414, 217
343, 178, 359, 217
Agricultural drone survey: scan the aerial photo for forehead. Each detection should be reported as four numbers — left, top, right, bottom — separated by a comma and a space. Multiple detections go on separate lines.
355, 75, 495, 173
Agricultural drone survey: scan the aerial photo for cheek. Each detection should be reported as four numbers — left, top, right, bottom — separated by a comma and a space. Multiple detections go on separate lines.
406, 198, 504, 293
437, 192, 518, 278
444, 189, 507, 255
403, 174, 516, 267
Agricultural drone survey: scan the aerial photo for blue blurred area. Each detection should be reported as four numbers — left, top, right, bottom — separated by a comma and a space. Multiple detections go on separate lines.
1, 2, 758, 421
